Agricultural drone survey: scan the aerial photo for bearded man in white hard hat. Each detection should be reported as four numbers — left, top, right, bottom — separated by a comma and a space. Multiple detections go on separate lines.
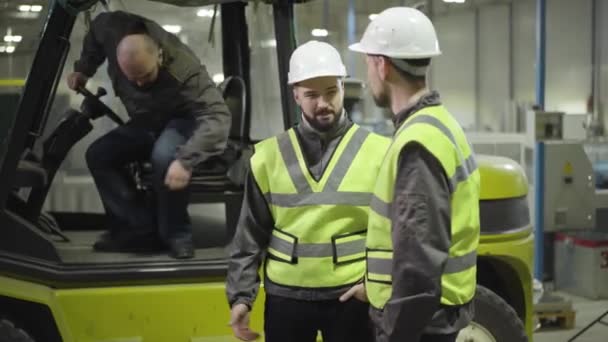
225, 40, 390, 342
348, 7, 481, 342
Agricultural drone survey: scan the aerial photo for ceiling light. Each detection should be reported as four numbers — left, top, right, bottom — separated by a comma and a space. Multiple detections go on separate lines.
212, 73, 225, 83
4, 35, 22, 43
443, 0, 466, 3
261, 39, 277, 48
369, 14, 378, 21
197, 8, 215, 18
6, 46, 15, 53
0, 46, 5, 53
311, 29, 329, 37
18, 5, 31, 12
31, 5, 43, 12
162, 25, 182, 34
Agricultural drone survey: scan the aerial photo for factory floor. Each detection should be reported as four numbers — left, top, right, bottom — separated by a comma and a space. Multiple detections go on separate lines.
534, 292, 608, 342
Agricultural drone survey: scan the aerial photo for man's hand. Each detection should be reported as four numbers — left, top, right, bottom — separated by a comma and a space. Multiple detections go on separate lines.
164, 160, 192, 191
339, 282, 368, 302
229, 303, 260, 341
67, 72, 89, 91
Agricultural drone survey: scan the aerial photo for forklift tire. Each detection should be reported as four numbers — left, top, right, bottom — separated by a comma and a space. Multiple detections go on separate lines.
0, 319, 35, 342
457, 285, 527, 342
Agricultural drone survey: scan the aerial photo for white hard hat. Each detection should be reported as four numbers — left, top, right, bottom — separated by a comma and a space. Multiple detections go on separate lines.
288, 40, 347, 84
349, 7, 441, 59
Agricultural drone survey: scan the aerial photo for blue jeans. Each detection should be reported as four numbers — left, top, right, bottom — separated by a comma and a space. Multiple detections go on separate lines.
86, 118, 195, 244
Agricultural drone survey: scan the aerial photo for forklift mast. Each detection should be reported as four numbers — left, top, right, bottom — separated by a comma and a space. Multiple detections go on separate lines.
0, 3, 76, 210
0, 0, 302, 210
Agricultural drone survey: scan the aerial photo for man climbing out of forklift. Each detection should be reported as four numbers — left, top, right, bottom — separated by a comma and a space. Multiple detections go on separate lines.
66, 11, 231, 259
225, 40, 390, 342
347, 7, 481, 342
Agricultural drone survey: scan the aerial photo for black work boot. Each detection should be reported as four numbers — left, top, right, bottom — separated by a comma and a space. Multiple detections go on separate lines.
169, 239, 195, 259
93, 231, 164, 253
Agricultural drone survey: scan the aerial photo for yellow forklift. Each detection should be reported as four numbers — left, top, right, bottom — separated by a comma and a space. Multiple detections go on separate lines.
0, 1, 533, 341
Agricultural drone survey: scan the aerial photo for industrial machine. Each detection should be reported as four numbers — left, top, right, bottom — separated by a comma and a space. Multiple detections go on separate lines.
525, 108, 608, 340
0, 1, 533, 341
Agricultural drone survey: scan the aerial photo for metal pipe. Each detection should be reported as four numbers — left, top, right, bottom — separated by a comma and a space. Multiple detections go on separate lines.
347, 0, 356, 74
322, 0, 329, 41
535, 0, 546, 109
534, 0, 547, 281
220, 2, 251, 140
591, 0, 603, 137
591, 0, 597, 107
475, 7, 481, 130
508, 1, 514, 102
273, 0, 298, 129
427, 0, 434, 87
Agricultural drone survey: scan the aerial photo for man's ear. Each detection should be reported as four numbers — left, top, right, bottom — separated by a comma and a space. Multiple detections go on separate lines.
293, 86, 301, 106
158, 48, 164, 65
378, 56, 390, 81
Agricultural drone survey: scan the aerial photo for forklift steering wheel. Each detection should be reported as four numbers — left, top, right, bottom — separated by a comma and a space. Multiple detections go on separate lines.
77, 86, 125, 126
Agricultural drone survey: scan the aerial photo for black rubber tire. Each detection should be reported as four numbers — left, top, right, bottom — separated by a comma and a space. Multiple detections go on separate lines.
0, 319, 35, 342
460, 285, 528, 342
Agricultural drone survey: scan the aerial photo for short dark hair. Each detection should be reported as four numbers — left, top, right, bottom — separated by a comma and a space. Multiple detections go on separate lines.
391, 58, 431, 84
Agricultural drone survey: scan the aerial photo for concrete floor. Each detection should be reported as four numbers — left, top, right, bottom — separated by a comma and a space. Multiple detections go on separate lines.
534, 292, 608, 342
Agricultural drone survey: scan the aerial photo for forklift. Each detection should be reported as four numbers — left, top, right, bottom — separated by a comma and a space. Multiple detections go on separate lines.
0, 0, 534, 341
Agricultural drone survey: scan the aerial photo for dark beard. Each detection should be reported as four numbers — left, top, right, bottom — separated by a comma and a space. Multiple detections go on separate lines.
303, 110, 340, 132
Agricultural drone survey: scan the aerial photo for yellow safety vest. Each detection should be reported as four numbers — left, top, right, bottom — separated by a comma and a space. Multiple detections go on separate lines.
250, 124, 390, 288
366, 105, 480, 309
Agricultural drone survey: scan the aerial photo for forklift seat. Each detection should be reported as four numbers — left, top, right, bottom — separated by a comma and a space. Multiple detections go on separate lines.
136, 75, 250, 238
15, 160, 47, 188
137, 75, 250, 192
190, 75, 250, 189
14, 109, 92, 190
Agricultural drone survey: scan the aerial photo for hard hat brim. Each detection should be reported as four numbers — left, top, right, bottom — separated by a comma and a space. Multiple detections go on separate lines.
348, 42, 368, 54
288, 72, 347, 85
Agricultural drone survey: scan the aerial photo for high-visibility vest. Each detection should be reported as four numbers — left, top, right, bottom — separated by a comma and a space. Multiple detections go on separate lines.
250, 124, 390, 288
366, 105, 480, 309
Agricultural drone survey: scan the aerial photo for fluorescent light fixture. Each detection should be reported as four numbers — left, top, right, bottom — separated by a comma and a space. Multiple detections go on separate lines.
6, 46, 15, 53
197, 8, 215, 17
162, 25, 182, 34
212, 73, 225, 83
261, 39, 277, 48
4, 35, 22, 43
31, 5, 43, 12
0, 46, 5, 53
443, 0, 466, 3
369, 14, 378, 20
18, 5, 31, 12
311, 28, 329, 37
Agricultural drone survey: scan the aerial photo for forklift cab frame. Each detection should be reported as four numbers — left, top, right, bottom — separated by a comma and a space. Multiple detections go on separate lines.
0, 0, 300, 270
0, 1, 535, 341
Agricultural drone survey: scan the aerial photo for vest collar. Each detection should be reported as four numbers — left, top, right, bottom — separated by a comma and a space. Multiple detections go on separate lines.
393, 90, 442, 132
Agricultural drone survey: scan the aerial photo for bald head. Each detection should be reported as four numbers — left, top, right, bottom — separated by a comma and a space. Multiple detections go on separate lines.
117, 34, 161, 87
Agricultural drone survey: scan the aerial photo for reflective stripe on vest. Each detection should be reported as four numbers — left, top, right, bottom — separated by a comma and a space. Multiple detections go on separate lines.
268, 229, 367, 264
365, 106, 480, 309
250, 124, 391, 288
266, 127, 372, 204
396, 114, 478, 193
366, 249, 477, 282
